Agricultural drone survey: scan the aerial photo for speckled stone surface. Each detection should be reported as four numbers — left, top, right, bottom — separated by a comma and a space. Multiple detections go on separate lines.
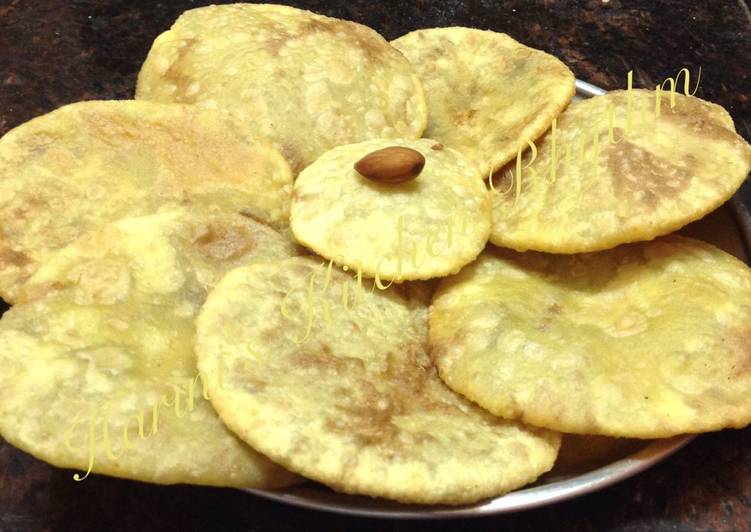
1, 1, 751, 530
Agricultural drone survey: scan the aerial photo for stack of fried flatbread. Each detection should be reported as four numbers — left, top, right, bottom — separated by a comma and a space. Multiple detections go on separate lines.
1, 4, 750, 506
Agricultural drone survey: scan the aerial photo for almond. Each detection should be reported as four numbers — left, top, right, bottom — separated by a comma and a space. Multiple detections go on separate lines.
354, 146, 425, 184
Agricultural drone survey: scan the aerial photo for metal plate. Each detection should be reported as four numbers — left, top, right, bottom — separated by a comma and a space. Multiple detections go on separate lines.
241, 80, 749, 519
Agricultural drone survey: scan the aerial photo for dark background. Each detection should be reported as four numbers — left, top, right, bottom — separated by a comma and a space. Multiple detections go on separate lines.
1, 1, 750, 530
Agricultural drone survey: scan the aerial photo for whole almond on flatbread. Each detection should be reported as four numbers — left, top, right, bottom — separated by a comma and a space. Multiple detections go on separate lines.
354, 146, 425, 184
291, 138, 490, 282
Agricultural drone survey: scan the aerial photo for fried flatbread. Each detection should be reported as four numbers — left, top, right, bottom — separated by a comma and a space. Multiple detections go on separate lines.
489, 89, 751, 253
195, 256, 560, 504
0, 208, 298, 487
136, 4, 427, 174
0, 100, 292, 303
392, 27, 575, 177
290, 138, 491, 281
430, 236, 751, 438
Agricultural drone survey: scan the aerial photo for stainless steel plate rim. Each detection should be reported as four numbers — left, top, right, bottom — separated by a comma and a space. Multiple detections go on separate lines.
239, 79, 721, 519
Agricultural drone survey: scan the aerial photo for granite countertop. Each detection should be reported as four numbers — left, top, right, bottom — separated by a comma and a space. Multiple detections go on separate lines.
1, 1, 750, 530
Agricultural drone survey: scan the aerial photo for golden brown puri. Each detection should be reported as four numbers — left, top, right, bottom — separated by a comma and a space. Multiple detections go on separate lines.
0, 100, 292, 303
392, 27, 575, 177
489, 89, 751, 253
0, 208, 299, 487
195, 256, 559, 504
430, 236, 751, 438
290, 138, 491, 282
136, 3, 427, 174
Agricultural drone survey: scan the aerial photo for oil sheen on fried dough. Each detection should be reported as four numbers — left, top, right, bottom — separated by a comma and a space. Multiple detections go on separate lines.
135, 4, 427, 174
290, 138, 491, 282
429, 236, 751, 438
0, 208, 298, 487
194, 256, 560, 505
392, 27, 575, 177
490, 89, 751, 253
0, 100, 292, 303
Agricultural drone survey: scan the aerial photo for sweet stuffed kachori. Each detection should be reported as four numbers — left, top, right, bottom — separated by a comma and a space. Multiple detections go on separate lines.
0, 100, 292, 303
392, 27, 575, 176
136, 4, 427, 173
0, 208, 298, 487
489, 90, 751, 253
195, 256, 559, 504
430, 236, 751, 438
290, 138, 490, 282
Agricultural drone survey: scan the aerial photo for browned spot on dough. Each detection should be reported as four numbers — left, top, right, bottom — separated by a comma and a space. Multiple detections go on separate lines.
412, 432, 438, 445
11, 195, 48, 221
326, 375, 405, 448
260, 327, 279, 345
333, 391, 402, 448
20, 131, 57, 155
0, 247, 31, 267
233, 359, 267, 392
17, 280, 70, 304
537, 302, 563, 331
289, 344, 365, 373
606, 129, 686, 208
658, 103, 750, 174
289, 261, 315, 280
419, 38, 449, 67
254, 15, 391, 65
79, 109, 142, 147
163, 38, 199, 103
276, 141, 306, 175
728, 327, 751, 379
263, 34, 289, 56
382, 345, 433, 395
193, 223, 254, 261
427, 340, 449, 366
297, 16, 390, 63
503, 394, 524, 420
321, 338, 438, 453
455, 108, 478, 126
658, 93, 735, 132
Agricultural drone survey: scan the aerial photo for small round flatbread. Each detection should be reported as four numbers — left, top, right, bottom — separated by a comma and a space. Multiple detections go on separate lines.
195, 256, 560, 504
489, 89, 751, 253
290, 138, 491, 281
136, 4, 427, 174
0, 208, 299, 487
0, 100, 293, 303
429, 236, 751, 438
392, 27, 575, 177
